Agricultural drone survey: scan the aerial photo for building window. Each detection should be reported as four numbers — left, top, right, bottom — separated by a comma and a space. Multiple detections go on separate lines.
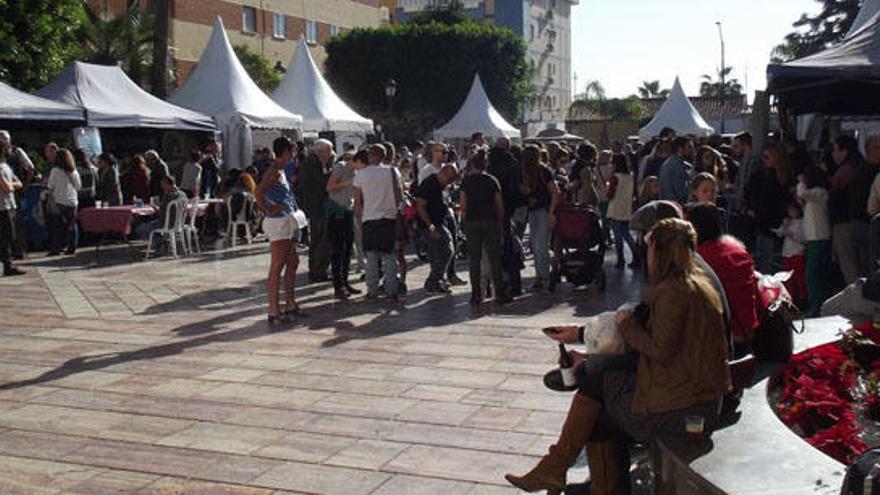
306, 20, 318, 44
529, 24, 534, 41
242, 6, 256, 33
273, 12, 286, 39
330, 24, 340, 37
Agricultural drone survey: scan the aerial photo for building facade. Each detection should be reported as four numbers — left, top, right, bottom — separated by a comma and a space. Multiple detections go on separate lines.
394, 0, 577, 134
88, 0, 388, 92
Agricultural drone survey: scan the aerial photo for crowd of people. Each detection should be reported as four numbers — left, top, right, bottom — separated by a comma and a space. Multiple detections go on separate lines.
4, 125, 880, 330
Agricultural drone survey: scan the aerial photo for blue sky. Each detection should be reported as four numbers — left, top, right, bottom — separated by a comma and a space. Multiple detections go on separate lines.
570, 0, 819, 99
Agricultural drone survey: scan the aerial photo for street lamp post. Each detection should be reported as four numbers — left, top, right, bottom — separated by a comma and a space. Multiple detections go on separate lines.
384, 78, 398, 142
716, 21, 726, 134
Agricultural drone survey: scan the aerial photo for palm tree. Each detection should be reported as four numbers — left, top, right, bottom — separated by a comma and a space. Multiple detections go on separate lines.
82, 0, 155, 88
637, 80, 670, 99
583, 80, 606, 101
699, 67, 743, 98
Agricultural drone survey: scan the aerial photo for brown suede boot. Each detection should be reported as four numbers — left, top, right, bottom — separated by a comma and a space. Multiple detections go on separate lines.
586, 440, 625, 495
505, 394, 602, 493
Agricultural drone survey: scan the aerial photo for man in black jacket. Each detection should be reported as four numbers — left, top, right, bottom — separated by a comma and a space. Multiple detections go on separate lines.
299, 139, 333, 283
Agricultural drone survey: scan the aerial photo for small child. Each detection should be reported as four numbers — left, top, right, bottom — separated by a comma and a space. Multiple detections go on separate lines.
797, 166, 832, 317
773, 202, 806, 305
691, 172, 717, 204
638, 176, 660, 207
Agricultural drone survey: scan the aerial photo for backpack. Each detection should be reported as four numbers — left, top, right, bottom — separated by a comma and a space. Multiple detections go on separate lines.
841, 447, 880, 495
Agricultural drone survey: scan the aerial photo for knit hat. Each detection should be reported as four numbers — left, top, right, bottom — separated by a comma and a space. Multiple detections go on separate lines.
630, 200, 684, 232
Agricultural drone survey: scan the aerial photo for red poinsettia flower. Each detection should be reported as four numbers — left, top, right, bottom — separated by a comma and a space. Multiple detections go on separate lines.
807, 418, 868, 464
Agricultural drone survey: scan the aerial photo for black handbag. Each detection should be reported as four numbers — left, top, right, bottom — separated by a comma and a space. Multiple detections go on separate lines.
753, 297, 802, 362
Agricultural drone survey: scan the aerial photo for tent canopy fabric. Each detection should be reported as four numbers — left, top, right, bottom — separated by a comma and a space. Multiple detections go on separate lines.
35, 62, 214, 131
767, 2, 880, 115
434, 75, 521, 140
847, 0, 880, 39
639, 78, 714, 139
272, 38, 373, 133
0, 80, 85, 123
170, 17, 303, 168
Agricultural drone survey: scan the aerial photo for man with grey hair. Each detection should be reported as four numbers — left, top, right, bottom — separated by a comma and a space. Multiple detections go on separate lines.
0, 131, 33, 260
300, 139, 334, 283
145, 149, 170, 198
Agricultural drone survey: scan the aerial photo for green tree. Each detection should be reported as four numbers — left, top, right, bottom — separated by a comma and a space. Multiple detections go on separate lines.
699, 67, 743, 98
772, 0, 861, 62
637, 80, 670, 99
569, 82, 643, 121
409, 2, 471, 26
0, 0, 87, 91
233, 45, 282, 93
324, 21, 529, 140
82, 0, 156, 88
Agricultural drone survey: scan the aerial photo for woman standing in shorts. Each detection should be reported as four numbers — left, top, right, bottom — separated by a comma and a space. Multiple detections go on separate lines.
256, 137, 307, 326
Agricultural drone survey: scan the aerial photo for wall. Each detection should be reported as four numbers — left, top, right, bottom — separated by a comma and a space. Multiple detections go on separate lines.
168, 0, 385, 87
566, 119, 641, 148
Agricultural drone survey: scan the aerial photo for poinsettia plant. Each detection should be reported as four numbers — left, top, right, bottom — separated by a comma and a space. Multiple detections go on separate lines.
776, 326, 880, 464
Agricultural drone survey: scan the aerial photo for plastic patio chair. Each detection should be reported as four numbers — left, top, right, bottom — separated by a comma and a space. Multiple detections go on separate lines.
226, 193, 254, 247
183, 197, 201, 255
145, 198, 188, 258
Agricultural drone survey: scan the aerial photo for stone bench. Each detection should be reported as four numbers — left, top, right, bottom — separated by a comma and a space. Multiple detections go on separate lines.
651, 316, 850, 495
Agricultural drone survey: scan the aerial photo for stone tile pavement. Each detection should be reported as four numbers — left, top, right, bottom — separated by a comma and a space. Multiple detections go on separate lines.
0, 243, 639, 494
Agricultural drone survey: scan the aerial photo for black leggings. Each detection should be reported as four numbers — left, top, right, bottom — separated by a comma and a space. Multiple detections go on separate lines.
576, 353, 639, 442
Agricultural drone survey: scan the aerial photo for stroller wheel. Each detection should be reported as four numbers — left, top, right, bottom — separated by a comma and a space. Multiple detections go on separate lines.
597, 269, 606, 292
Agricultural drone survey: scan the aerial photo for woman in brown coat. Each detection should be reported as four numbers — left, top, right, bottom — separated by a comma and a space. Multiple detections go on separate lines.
506, 218, 731, 494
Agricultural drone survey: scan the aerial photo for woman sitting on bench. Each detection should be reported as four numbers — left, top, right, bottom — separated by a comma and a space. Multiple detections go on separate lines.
505, 218, 732, 494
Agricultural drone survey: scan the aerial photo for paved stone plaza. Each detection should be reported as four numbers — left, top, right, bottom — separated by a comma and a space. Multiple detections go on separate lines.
0, 244, 635, 494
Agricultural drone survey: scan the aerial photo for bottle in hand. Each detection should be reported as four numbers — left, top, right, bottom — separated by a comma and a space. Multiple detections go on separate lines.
558, 343, 576, 388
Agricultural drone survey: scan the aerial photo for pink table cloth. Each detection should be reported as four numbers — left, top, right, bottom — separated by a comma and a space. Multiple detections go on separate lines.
77, 206, 157, 235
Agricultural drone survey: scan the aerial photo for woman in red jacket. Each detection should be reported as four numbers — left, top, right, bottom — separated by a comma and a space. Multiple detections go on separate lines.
687, 202, 760, 355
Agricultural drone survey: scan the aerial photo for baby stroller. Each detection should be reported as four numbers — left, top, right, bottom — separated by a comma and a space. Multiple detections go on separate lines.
550, 206, 606, 291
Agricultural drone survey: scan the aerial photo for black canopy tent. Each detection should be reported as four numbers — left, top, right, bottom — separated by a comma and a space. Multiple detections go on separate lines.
767, 3, 880, 116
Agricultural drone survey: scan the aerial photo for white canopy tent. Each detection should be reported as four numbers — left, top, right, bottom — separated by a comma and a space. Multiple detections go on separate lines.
0, 81, 84, 123
434, 74, 521, 140
35, 62, 214, 131
639, 78, 714, 140
272, 38, 373, 134
170, 17, 303, 168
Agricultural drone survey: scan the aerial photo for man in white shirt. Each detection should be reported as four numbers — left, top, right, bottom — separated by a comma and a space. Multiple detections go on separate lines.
354, 144, 401, 300
0, 130, 33, 260
0, 143, 24, 276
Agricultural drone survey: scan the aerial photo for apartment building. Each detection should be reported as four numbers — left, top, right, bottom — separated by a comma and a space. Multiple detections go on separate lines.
88, 0, 389, 90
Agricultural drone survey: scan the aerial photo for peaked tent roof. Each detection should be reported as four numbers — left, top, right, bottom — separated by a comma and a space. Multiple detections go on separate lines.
0, 80, 84, 123
35, 62, 214, 131
434, 75, 520, 139
170, 17, 302, 131
847, 0, 880, 39
767, 1, 880, 114
272, 38, 372, 133
639, 78, 714, 139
